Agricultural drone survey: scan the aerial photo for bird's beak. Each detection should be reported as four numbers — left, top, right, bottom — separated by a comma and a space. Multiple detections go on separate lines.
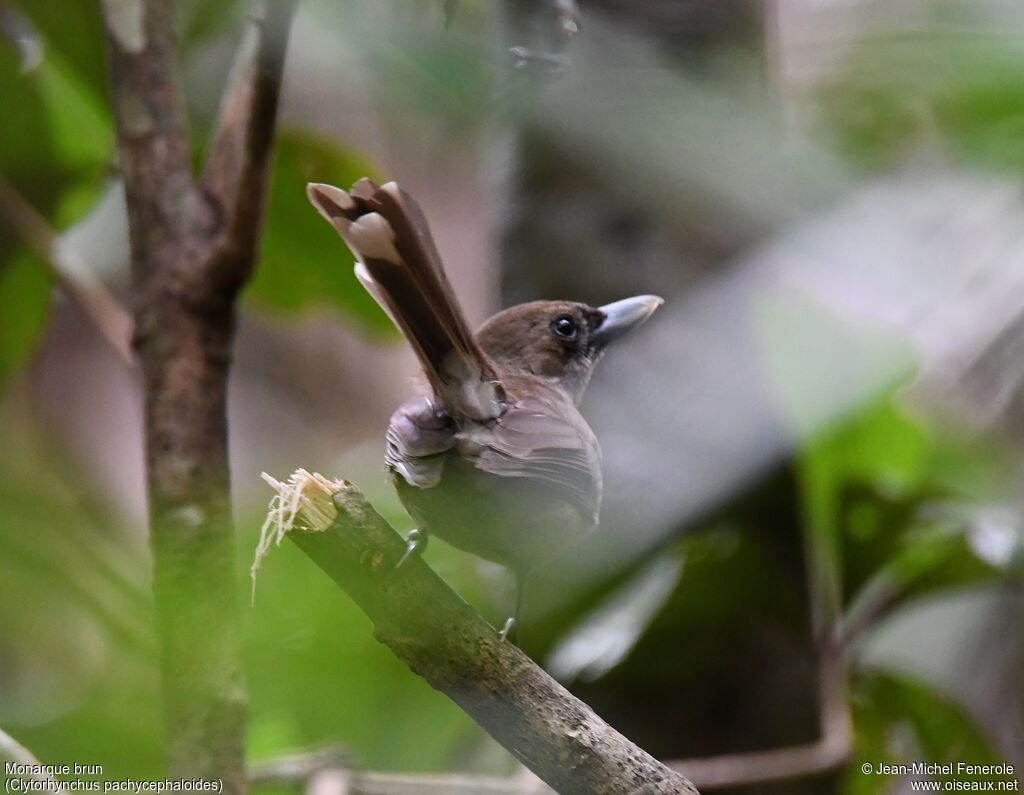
592, 295, 664, 349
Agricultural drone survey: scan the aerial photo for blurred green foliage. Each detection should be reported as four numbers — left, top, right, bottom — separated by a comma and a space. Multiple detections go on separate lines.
245, 129, 393, 335
242, 515, 490, 773
820, 34, 1024, 174
1, 1, 1021, 791
845, 671, 1003, 795
0, 249, 52, 386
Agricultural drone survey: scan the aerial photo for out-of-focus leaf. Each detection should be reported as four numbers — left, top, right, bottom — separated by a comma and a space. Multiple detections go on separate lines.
246, 129, 394, 336
821, 32, 1024, 173
242, 510, 486, 773
369, 34, 494, 134
799, 401, 923, 614
0, 34, 58, 192
53, 180, 130, 285
803, 400, 931, 504
35, 52, 112, 170
843, 670, 1003, 795
547, 552, 683, 683
844, 500, 1021, 645
787, 390, 1017, 640
13, 0, 108, 107
0, 249, 52, 385
179, 0, 245, 48
0, 4, 111, 285
0, 34, 111, 388
756, 289, 915, 443
0, 422, 159, 776
754, 290, 915, 629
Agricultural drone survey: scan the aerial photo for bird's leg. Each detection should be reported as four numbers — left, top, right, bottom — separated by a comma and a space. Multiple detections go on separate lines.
396, 528, 429, 568
498, 616, 517, 643
499, 571, 528, 644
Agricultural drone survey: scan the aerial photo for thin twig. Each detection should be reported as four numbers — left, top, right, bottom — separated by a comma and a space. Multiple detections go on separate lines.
249, 744, 350, 786
202, 0, 296, 292
668, 512, 855, 790
350, 770, 552, 795
250, 745, 554, 795
670, 719, 851, 789
0, 174, 134, 364
250, 744, 555, 794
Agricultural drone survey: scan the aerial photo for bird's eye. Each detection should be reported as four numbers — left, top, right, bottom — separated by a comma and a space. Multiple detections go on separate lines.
552, 315, 578, 339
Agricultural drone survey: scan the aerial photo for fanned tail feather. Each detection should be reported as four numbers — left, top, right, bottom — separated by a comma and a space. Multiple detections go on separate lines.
307, 179, 505, 421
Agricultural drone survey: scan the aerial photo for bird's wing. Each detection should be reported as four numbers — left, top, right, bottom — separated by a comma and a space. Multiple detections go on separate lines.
306, 179, 505, 422
385, 396, 456, 489
468, 394, 603, 523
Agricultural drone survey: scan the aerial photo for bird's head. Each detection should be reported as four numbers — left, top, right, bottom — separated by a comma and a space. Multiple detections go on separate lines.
476, 295, 664, 404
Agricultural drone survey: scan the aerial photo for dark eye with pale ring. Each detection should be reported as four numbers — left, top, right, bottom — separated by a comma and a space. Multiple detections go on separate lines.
552, 315, 578, 340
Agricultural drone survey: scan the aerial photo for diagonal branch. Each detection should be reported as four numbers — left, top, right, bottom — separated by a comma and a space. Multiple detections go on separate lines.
0, 174, 134, 365
202, 0, 296, 291
261, 475, 698, 795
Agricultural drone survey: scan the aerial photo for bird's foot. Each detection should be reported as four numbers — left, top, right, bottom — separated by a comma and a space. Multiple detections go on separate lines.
396, 528, 428, 568
498, 616, 518, 644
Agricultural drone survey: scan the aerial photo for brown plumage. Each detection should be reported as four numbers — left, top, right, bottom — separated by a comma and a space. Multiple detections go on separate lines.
307, 178, 662, 634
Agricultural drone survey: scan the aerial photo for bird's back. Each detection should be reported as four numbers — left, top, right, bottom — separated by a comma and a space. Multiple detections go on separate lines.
391, 368, 601, 575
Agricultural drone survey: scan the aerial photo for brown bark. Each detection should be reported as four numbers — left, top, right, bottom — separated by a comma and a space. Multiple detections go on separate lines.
287, 483, 699, 795
101, 1, 294, 790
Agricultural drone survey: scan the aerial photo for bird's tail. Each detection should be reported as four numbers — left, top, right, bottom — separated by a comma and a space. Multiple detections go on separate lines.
307, 178, 505, 421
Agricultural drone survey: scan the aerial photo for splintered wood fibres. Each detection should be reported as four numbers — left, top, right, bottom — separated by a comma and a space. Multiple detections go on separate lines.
251, 469, 345, 603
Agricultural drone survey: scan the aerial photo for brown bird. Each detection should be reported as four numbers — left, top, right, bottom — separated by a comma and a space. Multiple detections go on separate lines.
307, 178, 662, 639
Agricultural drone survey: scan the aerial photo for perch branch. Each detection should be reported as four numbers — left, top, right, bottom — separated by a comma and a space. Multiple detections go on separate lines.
0, 174, 134, 364
266, 477, 697, 795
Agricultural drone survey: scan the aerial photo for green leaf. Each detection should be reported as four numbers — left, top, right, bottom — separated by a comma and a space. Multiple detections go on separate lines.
844, 670, 1003, 795
843, 500, 1019, 644
820, 30, 1024, 173
369, 34, 495, 134
754, 288, 915, 440
0, 32, 60, 198
797, 400, 928, 619
804, 399, 931, 503
0, 249, 53, 385
179, 0, 245, 49
246, 129, 394, 336
0, 4, 111, 249
35, 51, 113, 170
13, 0, 109, 109
754, 288, 920, 632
